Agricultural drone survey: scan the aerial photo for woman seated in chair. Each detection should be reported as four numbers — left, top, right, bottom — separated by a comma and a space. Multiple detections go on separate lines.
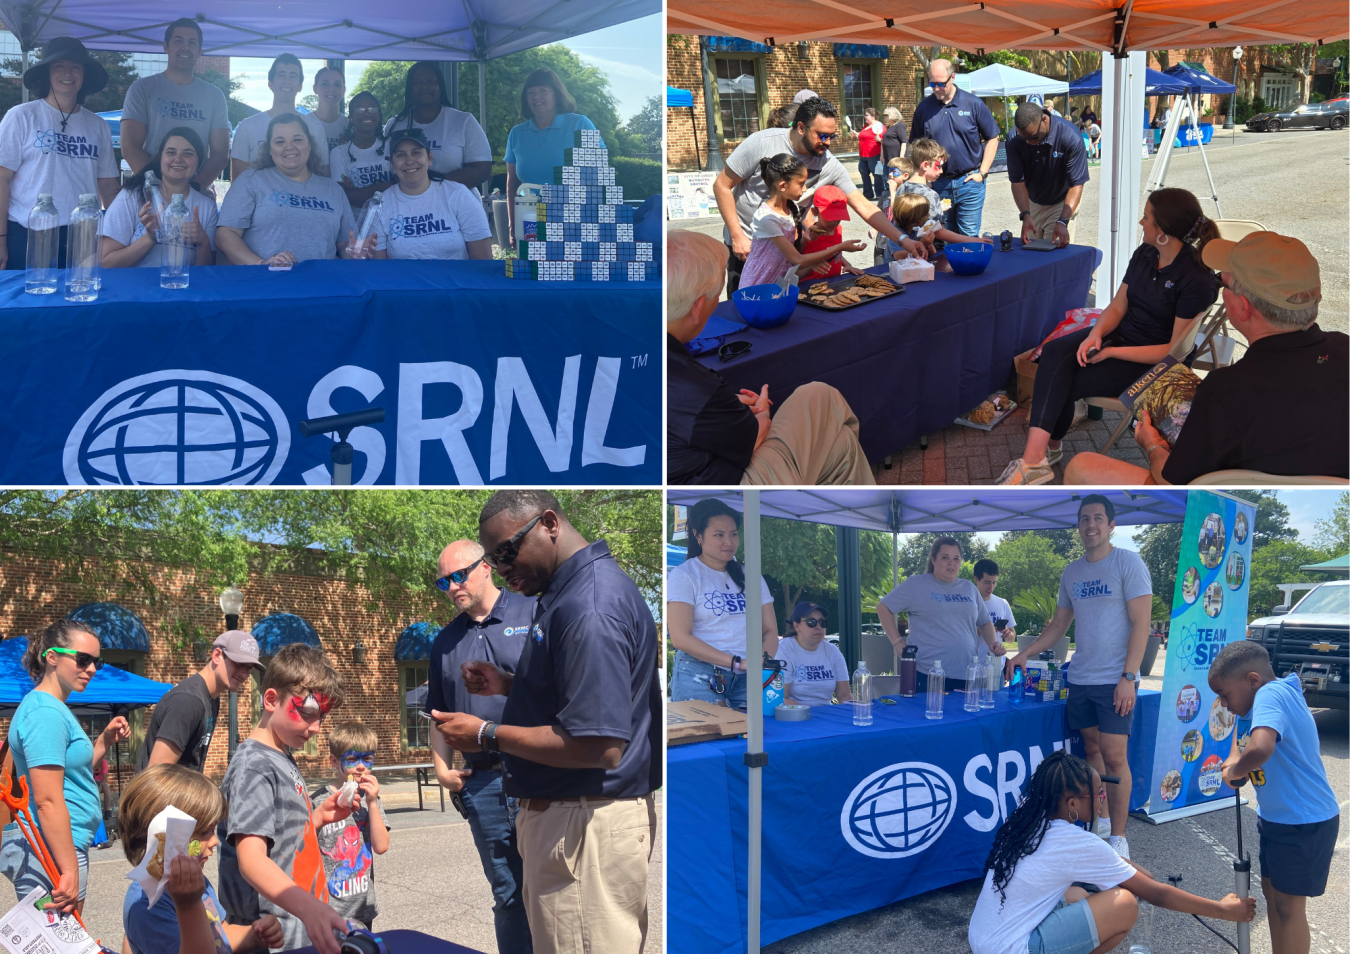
997, 187, 1219, 485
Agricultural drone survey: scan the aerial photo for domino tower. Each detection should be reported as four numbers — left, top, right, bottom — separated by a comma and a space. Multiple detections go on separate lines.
505, 129, 659, 282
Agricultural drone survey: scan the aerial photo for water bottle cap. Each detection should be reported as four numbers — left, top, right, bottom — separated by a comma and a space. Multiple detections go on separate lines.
79, 193, 96, 203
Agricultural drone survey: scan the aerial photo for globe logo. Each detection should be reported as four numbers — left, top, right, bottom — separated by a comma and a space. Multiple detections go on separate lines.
63, 370, 290, 485
840, 761, 958, 859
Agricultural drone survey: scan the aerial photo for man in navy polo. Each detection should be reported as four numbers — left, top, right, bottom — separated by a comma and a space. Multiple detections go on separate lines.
431, 490, 660, 954
425, 538, 534, 954
909, 58, 1001, 236
1006, 102, 1090, 248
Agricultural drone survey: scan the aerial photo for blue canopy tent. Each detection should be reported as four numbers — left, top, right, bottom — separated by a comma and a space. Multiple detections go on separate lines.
97, 110, 121, 149
666, 542, 687, 569
1163, 64, 1237, 96
1070, 68, 1192, 97
0, 637, 170, 716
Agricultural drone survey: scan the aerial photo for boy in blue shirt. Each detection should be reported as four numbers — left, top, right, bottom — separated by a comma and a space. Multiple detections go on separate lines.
1209, 641, 1339, 954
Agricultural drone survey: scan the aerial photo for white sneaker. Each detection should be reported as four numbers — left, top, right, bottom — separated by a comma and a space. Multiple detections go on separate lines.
1109, 835, 1130, 859
996, 457, 1055, 485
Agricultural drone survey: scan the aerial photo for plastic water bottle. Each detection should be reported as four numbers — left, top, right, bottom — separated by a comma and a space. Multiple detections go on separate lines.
852, 660, 872, 726
160, 192, 190, 289
980, 654, 998, 708
63, 194, 100, 302
964, 655, 983, 712
925, 660, 945, 719
352, 189, 382, 256
24, 193, 59, 294
1009, 666, 1024, 706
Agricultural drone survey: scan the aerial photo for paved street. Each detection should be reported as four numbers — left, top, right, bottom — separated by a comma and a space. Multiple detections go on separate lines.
76, 781, 664, 954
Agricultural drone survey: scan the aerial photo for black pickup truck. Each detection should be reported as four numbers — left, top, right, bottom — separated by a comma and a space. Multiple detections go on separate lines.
1245, 579, 1348, 711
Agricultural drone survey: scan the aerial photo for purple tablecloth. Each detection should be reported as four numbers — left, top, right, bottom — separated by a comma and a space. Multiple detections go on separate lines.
700, 242, 1097, 460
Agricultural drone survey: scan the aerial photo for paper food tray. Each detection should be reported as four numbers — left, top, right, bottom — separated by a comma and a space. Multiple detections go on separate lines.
954, 390, 1019, 431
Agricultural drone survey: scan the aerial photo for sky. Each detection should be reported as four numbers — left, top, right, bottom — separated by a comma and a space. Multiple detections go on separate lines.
228, 13, 662, 124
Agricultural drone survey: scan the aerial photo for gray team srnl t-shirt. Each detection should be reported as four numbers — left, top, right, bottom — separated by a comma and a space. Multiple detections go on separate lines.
218, 739, 328, 951
218, 167, 356, 262
120, 73, 230, 158
1057, 547, 1153, 686
879, 573, 991, 679
723, 127, 856, 241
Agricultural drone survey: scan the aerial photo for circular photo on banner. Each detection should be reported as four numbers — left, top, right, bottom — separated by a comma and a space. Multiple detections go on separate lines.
1235, 512, 1248, 544
1226, 552, 1246, 590
1182, 566, 1201, 604
1176, 684, 1201, 722
1204, 581, 1224, 618
1209, 697, 1236, 741
1182, 729, 1204, 762
1199, 513, 1226, 569
1199, 754, 1224, 796
1161, 769, 1183, 803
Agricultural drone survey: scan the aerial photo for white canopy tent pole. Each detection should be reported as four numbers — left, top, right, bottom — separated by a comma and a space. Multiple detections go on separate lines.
1096, 50, 1146, 308
744, 489, 764, 954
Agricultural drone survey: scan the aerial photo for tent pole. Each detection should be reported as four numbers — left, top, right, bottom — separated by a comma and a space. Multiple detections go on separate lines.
892, 530, 900, 674
1108, 54, 1125, 299
743, 489, 763, 954
21, 50, 28, 103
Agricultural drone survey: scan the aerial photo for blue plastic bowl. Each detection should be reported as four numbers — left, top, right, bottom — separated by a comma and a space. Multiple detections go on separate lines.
944, 241, 994, 276
732, 283, 799, 328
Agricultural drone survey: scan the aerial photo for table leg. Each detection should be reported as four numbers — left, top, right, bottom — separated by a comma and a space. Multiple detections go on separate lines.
417, 769, 425, 811
920, 436, 928, 450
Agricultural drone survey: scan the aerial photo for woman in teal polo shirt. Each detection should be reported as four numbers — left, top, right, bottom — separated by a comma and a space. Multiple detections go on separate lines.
504, 67, 599, 236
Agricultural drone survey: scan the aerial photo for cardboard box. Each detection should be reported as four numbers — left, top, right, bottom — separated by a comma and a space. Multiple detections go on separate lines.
667, 699, 747, 746
1014, 348, 1038, 407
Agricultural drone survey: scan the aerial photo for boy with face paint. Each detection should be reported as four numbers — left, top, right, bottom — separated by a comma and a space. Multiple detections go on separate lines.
309, 721, 389, 930
217, 645, 351, 954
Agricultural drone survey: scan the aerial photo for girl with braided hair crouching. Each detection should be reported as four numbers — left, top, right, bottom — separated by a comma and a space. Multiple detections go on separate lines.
968, 751, 1254, 954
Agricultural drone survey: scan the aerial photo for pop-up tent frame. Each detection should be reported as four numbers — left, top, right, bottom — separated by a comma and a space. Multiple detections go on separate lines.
667, 487, 1225, 953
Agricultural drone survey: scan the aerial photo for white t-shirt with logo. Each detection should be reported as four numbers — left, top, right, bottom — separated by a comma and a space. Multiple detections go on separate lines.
102, 186, 219, 266
775, 637, 849, 706
329, 140, 391, 191
667, 557, 774, 656
1057, 547, 1152, 686
230, 109, 330, 172
382, 106, 492, 178
0, 100, 116, 225
373, 180, 492, 260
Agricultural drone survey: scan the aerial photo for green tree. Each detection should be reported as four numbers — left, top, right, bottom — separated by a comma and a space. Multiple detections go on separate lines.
961, 50, 1033, 71
1312, 491, 1349, 555
197, 67, 257, 126
617, 94, 661, 155
1137, 523, 1184, 613
998, 528, 1083, 561
988, 534, 1068, 612
1247, 539, 1328, 618
895, 533, 990, 578
352, 60, 416, 120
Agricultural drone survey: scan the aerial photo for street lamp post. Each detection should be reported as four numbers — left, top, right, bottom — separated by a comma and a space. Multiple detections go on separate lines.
1226, 47, 1243, 133
219, 586, 244, 760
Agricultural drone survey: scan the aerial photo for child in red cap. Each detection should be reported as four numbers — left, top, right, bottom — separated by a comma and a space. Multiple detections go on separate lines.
799, 185, 864, 279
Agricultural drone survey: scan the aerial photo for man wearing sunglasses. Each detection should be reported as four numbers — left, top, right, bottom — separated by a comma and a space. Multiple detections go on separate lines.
1006, 102, 1089, 249
909, 59, 1001, 237
429, 490, 660, 954
136, 629, 264, 772
713, 96, 924, 294
424, 540, 533, 954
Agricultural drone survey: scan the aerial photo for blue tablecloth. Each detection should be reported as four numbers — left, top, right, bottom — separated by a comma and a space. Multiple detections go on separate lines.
0, 260, 660, 485
701, 243, 1097, 460
669, 689, 1160, 954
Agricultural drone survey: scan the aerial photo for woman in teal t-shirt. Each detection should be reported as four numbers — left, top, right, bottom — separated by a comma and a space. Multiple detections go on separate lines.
0, 620, 128, 913
504, 67, 600, 236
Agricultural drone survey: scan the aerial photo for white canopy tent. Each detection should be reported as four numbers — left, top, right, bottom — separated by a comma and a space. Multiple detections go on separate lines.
953, 62, 1068, 97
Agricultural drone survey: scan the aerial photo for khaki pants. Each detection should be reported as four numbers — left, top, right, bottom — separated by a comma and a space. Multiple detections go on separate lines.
1028, 201, 1077, 244
741, 382, 876, 485
516, 794, 656, 954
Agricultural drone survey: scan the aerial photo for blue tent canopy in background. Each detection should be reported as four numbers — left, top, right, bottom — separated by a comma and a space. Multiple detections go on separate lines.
1069, 68, 1192, 96
666, 543, 687, 568
66, 602, 149, 652
0, 637, 170, 715
251, 613, 322, 656
667, 86, 694, 109
395, 621, 439, 661
1163, 64, 1237, 95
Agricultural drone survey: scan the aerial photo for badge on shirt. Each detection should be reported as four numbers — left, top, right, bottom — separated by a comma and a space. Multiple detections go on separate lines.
532, 625, 544, 643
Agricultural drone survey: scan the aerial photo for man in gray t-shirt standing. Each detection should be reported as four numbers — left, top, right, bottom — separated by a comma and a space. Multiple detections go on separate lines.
1009, 494, 1152, 860
119, 18, 231, 186
712, 97, 928, 294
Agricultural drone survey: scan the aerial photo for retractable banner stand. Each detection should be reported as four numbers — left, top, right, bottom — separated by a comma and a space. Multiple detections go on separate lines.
1145, 490, 1256, 821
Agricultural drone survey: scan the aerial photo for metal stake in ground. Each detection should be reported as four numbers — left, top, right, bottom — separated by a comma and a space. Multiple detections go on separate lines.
298, 407, 386, 485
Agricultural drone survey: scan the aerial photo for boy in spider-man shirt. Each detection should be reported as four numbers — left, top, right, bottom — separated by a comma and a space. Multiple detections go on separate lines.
311, 721, 389, 930
217, 645, 351, 954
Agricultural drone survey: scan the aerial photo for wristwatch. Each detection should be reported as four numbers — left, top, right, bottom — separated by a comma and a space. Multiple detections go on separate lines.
481, 721, 500, 752
1057, 217, 1070, 226
1018, 210, 1031, 221
1122, 671, 1137, 682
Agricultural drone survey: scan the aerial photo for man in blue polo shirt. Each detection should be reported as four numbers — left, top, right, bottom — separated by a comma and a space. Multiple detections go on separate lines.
909, 58, 1001, 236
1006, 102, 1090, 248
425, 538, 534, 954
431, 490, 661, 954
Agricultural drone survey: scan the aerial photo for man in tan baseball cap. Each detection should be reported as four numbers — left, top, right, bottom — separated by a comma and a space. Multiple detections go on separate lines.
1065, 230, 1347, 485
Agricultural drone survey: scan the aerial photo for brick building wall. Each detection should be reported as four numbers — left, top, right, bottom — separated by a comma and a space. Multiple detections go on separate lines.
0, 550, 448, 787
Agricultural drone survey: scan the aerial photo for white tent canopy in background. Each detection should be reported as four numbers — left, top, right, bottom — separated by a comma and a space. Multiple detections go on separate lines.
953, 62, 1068, 98
0, 0, 659, 60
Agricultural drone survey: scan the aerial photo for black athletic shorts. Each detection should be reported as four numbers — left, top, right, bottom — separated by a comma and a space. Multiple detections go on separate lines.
1259, 814, 1339, 897
1066, 681, 1135, 736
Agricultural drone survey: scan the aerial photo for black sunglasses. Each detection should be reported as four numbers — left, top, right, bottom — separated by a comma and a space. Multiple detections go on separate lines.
483, 513, 545, 569
47, 647, 104, 671
719, 340, 751, 362
436, 557, 484, 590
795, 618, 826, 628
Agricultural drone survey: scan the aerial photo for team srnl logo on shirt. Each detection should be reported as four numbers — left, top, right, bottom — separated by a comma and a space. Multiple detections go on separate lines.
388, 213, 458, 240
270, 190, 336, 212
1072, 579, 1114, 600
795, 664, 834, 683
156, 98, 207, 121
928, 592, 973, 604
32, 129, 100, 158
701, 590, 748, 616
347, 165, 388, 187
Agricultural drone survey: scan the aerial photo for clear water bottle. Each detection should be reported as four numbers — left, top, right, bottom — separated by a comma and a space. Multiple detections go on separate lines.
925, 660, 945, 719
852, 659, 872, 726
964, 655, 982, 712
63, 194, 100, 302
1009, 665, 1024, 706
160, 192, 190, 289
24, 193, 59, 294
352, 189, 383, 256
980, 654, 998, 708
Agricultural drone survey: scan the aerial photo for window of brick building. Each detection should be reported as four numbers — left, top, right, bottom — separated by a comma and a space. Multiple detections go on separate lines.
399, 663, 430, 752
840, 62, 877, 134
714, 57, 763, 141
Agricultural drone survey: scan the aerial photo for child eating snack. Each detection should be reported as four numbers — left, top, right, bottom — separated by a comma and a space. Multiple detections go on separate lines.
889, 192, 990, 260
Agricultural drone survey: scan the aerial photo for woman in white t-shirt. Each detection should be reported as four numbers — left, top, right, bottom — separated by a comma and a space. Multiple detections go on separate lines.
382, 62, 493, 189
775, 601, 851, 707
329, 91, 395, 216
969, 751, 1252, 954
372, 129, 492, 261
667, 499, 779, 709
102, 127, 216, 268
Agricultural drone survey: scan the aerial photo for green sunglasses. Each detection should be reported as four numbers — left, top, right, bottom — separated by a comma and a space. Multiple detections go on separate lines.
47, 647, 104, 671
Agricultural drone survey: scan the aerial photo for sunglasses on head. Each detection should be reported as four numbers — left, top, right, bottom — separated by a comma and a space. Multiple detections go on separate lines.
436, 556, 484, 590
718, 340, 751, 362
47, 647, 103, 671
795, 618, 826, 628
484, 513, 545, 569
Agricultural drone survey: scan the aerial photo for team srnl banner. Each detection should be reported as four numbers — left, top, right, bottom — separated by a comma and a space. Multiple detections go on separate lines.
1146, 490, 1256, 816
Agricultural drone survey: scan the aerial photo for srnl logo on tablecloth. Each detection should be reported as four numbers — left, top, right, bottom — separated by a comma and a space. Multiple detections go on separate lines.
841, 762, 959, 859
